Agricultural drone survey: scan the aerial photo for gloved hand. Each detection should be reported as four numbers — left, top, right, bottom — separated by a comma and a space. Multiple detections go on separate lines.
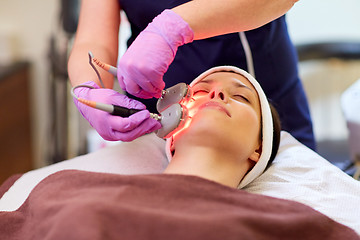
73, 81, 161, 141
117, 9, 194, 99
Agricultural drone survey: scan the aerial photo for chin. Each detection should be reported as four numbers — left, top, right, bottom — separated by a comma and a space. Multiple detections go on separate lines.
174, 114, 228, 147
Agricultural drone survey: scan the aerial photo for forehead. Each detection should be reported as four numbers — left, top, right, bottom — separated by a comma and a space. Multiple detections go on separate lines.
193, 71, 257, 92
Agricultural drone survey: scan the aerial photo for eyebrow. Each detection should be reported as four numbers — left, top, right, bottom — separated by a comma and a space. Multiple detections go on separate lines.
194, 79, 213, 85
232, 81, 255, 94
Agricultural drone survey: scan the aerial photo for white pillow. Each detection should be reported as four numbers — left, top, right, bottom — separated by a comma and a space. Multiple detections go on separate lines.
245, 131, 360, 235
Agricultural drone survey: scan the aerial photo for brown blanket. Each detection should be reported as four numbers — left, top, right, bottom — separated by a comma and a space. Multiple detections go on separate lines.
0, 170, 358, 240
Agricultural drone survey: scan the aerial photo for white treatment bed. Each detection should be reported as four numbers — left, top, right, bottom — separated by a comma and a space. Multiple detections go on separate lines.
1, 131, 360, 235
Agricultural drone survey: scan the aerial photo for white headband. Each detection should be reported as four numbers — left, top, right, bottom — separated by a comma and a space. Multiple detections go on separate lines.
165, 66, 273, 188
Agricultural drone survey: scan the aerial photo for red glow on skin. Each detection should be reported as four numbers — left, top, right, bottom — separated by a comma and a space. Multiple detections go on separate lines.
170, 107, 193, 139
168, 93, 197, 139
167, 85, 225, 139
174, 95, 231, 139
199, 101, 231, 117
178, 86, 193, 106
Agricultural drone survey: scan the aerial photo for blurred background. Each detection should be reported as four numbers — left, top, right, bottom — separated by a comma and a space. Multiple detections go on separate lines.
0, 0, 359, 183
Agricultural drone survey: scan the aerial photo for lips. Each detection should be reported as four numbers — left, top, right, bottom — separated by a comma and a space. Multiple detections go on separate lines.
199, 101, 231, 117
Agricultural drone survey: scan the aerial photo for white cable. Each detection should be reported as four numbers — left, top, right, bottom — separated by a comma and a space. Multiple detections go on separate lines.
70, 84, 96, 100
239, 32, 255, 78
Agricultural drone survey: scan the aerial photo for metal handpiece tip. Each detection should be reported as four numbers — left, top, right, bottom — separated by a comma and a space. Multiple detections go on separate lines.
150, 113, 162, 121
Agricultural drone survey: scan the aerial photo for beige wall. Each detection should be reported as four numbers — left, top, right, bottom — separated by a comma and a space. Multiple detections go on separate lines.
287, 0, 360, 44
287, 0, 360, 142
0, 0, 59, 167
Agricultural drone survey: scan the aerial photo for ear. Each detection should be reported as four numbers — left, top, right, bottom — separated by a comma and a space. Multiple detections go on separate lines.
249, 145, 262, 163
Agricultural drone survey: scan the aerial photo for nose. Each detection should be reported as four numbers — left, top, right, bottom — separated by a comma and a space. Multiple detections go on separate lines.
209, 88, 226, 101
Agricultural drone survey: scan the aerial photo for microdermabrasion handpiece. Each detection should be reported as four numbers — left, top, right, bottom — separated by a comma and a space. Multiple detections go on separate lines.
71, 93, 161, 120
155, 103, 188, 138
72, 84, 185, 138
110, 105, 161, 120
99, 101, 187, 138
109, 102, 187, 139
75, 96, 186, 138
86, 52, 188, 138
156, 83, 192, 112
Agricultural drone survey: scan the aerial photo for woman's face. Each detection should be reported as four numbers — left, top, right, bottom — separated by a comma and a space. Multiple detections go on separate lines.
173, 71, 262, 163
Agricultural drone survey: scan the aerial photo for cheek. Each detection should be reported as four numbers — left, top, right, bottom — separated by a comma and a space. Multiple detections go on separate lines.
172, 109, 222, 145
233, 107, 261, 139
186, 98, 206, 118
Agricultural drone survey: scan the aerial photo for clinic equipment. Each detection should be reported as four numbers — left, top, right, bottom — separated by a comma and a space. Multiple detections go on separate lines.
71, 52, 192, 139
71, 85, 161, 120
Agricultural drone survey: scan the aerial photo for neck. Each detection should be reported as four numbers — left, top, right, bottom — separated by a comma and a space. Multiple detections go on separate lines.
163, 145, 250, 188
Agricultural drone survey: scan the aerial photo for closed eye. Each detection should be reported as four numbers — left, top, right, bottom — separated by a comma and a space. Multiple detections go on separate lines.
233, 95, 250, 103
193, 90, 209, 95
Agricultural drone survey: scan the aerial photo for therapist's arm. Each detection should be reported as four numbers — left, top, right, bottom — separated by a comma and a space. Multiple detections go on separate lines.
172, 0, 299, 40
68, 0, 121, 88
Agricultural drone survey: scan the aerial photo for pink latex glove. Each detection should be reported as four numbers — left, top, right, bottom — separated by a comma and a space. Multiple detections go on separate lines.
117, 9, 194, 99
73, 81, 161, 141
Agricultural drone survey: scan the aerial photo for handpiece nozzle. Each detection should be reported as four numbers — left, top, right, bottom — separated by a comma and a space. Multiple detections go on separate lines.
112, 105, 161, 120
155, 104, 188, 139
156, 83, 192, 112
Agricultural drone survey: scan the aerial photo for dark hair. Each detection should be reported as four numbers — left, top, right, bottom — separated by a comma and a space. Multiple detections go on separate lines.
266, 102, 281, 169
